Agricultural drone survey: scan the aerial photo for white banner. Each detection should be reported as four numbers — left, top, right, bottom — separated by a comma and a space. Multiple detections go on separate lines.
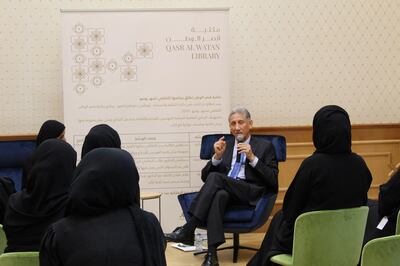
61, 8, 230, 231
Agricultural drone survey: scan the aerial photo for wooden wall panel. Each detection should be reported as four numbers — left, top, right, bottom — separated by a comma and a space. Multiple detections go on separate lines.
253, 124, 400, 232
0, 135, 36, 141
257, 139, 400, 232
2, 124, 400, 233
277, 140, 400, 201
253, 123, 400, 142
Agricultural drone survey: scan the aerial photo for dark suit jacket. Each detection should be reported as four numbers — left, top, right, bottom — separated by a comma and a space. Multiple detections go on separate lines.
201, 136, 278, 194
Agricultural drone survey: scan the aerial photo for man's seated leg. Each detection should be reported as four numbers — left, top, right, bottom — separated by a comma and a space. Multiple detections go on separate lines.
166, 172, 226, 245
165, 216, 200, 245
202, 189, 230, 266
189, 172, 227, 218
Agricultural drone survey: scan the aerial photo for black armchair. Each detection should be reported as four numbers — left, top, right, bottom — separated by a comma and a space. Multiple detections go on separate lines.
178, 134, 286, 262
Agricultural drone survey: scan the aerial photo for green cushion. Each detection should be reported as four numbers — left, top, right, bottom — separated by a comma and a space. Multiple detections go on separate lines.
0, 225, 6, 255
396, 210, 400, 235
270, 254, 293, 265
0, 252, 39, 266
361, 235, 400, 266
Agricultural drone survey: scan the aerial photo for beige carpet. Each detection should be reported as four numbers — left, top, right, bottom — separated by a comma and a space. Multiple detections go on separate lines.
166, 233, 264, 266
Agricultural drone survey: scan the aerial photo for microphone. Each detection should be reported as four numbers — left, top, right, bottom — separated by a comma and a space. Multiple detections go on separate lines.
236, 134, 245, 143
235, 134, 245, 162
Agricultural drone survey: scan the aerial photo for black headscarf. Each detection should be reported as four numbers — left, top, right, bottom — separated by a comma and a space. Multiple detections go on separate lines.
0, 177, 16, 224
4, 139, 77, 252
36, 120, 65, 146
67, 148, 165, 266
22, 120, 66, 189
68, 148, 139, 215
8, 139, 77, 219
81, 124, 121, 158
312, 105, 352, 154
247, 105, 371, 266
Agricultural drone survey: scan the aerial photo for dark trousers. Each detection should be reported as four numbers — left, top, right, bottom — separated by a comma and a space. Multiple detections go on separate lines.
189, 172, 263, 246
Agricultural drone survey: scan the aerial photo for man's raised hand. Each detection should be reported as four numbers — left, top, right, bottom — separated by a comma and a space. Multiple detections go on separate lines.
213, 136, 226, 160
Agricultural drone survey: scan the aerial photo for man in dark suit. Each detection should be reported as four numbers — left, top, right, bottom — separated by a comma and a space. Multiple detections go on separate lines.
166, 107, 278, 266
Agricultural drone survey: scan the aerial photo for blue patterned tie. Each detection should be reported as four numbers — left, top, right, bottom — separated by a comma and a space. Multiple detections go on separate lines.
228, 152, 246, 179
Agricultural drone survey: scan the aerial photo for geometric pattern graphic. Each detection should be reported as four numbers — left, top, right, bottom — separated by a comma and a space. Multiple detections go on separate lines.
70, 22, 154, 94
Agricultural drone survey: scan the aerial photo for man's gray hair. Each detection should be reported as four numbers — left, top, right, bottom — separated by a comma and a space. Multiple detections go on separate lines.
229, 107, 251, 121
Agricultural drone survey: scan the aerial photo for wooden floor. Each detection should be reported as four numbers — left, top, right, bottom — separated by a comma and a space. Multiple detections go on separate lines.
166, 233, 264, 266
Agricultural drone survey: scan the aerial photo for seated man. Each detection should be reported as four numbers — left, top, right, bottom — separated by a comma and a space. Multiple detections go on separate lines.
166, 107, 278, 266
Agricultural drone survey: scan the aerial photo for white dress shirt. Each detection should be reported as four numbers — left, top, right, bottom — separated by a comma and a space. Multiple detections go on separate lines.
211, 136, 259, 180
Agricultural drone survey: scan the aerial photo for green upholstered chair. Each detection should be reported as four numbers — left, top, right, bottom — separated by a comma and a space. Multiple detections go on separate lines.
270, 206, 369, 266
396, 209, 400, 235
0, 252, 39, 266
361, 235, 400, 266
0, 224, 6, 255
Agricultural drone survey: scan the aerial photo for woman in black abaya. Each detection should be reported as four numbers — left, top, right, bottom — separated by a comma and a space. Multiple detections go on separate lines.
247, 105, 372, 266
36, 120, 66, 145
40, 148, 166, 266
81, 124, 121, 158
22, 120, 66, 189
0, 177, 16, 224
363, 168, 400, 244
3, 139, 76, 252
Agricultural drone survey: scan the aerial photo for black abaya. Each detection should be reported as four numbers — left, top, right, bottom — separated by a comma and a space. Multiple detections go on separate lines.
0, 177, 16, 224
363, 170, 400, 244
40, 148, 166, 266
3, 139, 76, 252
248, 105, 372, 266
21, 120, 66, 189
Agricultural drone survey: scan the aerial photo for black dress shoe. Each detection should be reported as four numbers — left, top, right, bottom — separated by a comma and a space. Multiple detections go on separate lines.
201, 252, 219, 266
165, 226, 194, 246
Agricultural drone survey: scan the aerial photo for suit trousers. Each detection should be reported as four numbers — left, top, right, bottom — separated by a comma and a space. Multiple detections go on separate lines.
189, 172, 263, 246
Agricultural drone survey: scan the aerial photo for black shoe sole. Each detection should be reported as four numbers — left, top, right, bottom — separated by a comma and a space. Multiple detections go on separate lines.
165, 236, 194, 246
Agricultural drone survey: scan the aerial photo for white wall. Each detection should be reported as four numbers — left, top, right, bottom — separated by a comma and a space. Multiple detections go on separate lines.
1, 0, 399, 135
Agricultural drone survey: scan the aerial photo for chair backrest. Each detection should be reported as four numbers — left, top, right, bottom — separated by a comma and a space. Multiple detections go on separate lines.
0, 251, 39, 266
396, 209, 400, 235
0, 140, 36, 191
200, 134, 286, 162
361, 235, 400, 266
291, 206, 369, 266
0, 224, 6, 255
